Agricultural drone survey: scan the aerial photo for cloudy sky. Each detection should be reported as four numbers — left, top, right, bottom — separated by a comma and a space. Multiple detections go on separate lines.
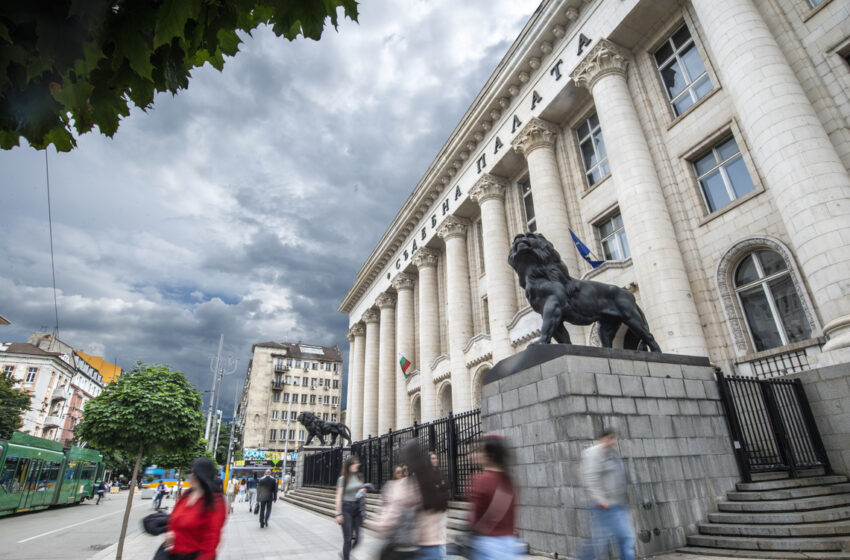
0, 1, 539, 418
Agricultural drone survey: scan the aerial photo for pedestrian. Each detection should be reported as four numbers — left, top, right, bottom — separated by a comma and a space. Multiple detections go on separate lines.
284, 472, 292, 494
161, 457, 227, 560
465, 434, 523, 560
247, 473, 258, 512
256, 469, 278, 528
238, 478, 247, 502
374, 441, 449, 559
154, 480, 167, 511
429, 452, 448, 494
95, 480, 106, 505
335, 456, 367, 560
580, 429, 636, 560
213, 472, 224, 494
225, 477, 238, 514
176, 477, 184, 499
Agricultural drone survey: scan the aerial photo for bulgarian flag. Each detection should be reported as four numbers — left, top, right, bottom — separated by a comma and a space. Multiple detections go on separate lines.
398, 353, 413, 379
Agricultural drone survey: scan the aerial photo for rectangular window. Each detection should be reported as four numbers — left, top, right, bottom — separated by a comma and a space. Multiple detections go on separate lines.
275, 358, 285, 370
323, 395, 330, 405
298, 430, 305, 442
597, 213, 630, 260
289, 430, 295, 440
576, 114, 610, 187
654, 24, 713, 116
292, 376, 300, 386
3, 365, 14, 379
311, 362, 317, 370
284, 375, 291, 384
25, 367, 37, 383
301, 394, 308, 404
281, 410, 287, 420
332, 414, 338, 422
325, 363, 331, 371
286, 358, 292, 366
310, 395, 316, 404
322, 413, 329, 421
332, 397, 339, 406
271, 410, 278, 420
518, 178, 536, 232
693, 136, 755, 212
481, 296, 491, 334
334, 364, 339, 373
272, 392, 281, 402
476, 221, 486, 273
324, 379, 330, 389
295, 360, 301, 368
311, 378, 317, 388
333, 380, 339, 389
269, 429, 276, 441
283, 393, 290, 403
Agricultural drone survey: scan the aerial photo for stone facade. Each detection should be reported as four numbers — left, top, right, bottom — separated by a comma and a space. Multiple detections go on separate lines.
238, 341, 343, 472
339, 0, 850, 439
481, 346, 739, 557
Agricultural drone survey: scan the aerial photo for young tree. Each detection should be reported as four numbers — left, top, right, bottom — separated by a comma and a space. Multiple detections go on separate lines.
0, 375, 30, 439
0, 1, 358, 151
75, 363, 204, 560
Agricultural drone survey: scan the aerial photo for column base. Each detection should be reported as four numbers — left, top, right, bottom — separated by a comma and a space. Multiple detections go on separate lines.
822, 315, 850, 351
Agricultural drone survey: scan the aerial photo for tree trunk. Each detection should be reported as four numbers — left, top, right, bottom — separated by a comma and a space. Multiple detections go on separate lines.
116, 443, 144, 560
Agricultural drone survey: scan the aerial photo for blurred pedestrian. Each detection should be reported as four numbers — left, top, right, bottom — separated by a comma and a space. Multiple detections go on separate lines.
225, 477, 238, 514
374, 441, 448, 559
95, 481, 106, 505
257, 469, 278, 528
154, 480, 167, 511
429, 452, 448, 495
466, 435, 523, 560
392, 465, 405, 481
580, 429, 635, 560
213, 472, 224, 493
247, 473, 258, 512
284, 472, 292, 493
336, 456, 366, 560
161, 457, 227, 560
238, 478, 246, 502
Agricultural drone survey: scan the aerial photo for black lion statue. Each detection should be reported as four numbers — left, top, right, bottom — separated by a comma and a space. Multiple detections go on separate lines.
297, 412, 352, 447
508, 232, 661, 352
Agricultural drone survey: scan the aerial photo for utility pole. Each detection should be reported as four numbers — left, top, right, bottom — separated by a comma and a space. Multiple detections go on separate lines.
281, 393, 296, 475
213, 409, 223, 460
225, 380, 241, 469
205, 334, 224, 442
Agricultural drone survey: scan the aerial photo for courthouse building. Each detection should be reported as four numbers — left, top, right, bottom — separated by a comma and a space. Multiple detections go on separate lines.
340, 0, 850, 441
239, 341, 343, 467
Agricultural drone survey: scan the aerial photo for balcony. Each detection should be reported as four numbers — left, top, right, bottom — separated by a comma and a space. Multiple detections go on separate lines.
271, 379, 284, 391
274, 364, 289, 374
43, 414, 63, 429
51, 385, 72, 402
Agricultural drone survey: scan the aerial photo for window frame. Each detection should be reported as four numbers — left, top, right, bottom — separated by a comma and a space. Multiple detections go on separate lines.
25, 367, 38, 384
652, 23, 714, 117
517, 177, 536, 232
575, 113, 610, 188
596, 211, 630, 261
692, 136, 755, 213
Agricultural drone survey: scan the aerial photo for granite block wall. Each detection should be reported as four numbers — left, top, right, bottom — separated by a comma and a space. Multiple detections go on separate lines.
481, 345, 739, 558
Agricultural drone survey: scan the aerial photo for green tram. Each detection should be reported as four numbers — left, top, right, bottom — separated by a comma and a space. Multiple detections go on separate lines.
0, 432, 104, 516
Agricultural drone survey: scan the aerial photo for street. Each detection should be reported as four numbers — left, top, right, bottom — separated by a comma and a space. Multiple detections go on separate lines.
0, 491, 154, 560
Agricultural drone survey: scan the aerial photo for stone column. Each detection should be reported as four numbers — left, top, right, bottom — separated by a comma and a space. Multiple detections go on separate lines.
470, 174, 518, 361
571, 40, 708, 356
413, 248, 440, 422
437, 216, 474, 413
392, 273, 415, 429
691, 0, 850, 351
345, 325, 365, 441
376, 292, 397, 434
361, 308, 380, 438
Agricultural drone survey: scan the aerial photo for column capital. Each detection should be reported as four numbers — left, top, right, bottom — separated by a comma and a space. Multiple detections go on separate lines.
469, 174, 509, 205
362, 308, 380, 324
391, 272, 415, 291
412, 247, 440, 269
437, 215, 470, 241
375, 292, 397, 309
349, 323, 366, 337
570, 38, 629, 91
511, 117, 559, 156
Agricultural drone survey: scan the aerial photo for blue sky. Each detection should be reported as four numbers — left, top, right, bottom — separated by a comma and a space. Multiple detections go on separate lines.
0, 1, 539, 418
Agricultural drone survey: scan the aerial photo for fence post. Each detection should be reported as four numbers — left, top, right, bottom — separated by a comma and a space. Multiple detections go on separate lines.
792, 379, 833, 474
715, 369, 753, 483
376, 435, 383, 491
446, 411, 458, 499
387, 428, 394, 489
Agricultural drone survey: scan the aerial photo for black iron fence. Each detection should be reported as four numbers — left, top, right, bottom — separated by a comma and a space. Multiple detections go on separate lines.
717, 370, 830, 482
302, 409, 481, 499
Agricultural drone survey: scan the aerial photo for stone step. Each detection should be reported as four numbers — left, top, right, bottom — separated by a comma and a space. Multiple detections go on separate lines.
678, 545, 850, 559
718, 493, 850, 513
686, 534, 847, 552
736, 475, 847, 492
708, 505, 850, 525
697, 520, 850, 538
728, 483, 850, 501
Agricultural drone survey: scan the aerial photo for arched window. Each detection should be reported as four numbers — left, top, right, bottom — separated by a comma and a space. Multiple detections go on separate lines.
734, 249, 811, 351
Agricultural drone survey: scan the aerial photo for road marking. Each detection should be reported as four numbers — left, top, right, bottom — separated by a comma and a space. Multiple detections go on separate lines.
16, 510, 123, 543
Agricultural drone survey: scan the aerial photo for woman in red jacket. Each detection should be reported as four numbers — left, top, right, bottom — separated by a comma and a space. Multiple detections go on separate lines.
163, 457, 227, 560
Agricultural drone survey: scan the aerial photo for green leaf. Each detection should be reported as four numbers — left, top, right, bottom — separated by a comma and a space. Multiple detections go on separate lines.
153, 0, 202, 49
0, 22, 11, 44
216, 29, 240, 57
42, 126, 76, 152
118, 30, 154, 80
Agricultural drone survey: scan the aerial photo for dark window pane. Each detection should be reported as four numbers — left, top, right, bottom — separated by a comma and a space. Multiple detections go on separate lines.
692, 74, 713, 100
593, 128, 607, 159
612, 214, 623, 229
661, 61, 687, 99
589, 113, 599, 129
724, 156, 755, 198
717, 138, 740, 161
680, 43, 707, 82
528, 220, 537, 233
757, 250, 787, 276
577, 122, 589, 139
599, 220, 614, 238
739, 286, 783, 351
602, 238, 616, 260
673, 93, 694, 116
523, 193, 535, 222
769, 275, 812, 342
580, 139, 597, 170
700, 170, 731, 212
695, 152, 717, 177
735, 255, 760, 286
672, 25, 692, 48
654, 42, 674, 66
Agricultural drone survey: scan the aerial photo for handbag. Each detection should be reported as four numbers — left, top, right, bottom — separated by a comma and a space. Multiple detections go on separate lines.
153, 546, 197, 560
450, 481, 514, 559
142, 511, 170, 536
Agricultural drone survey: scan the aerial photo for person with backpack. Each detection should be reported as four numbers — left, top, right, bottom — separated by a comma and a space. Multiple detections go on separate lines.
95, 481, 106, 505
247, 473, 258, 512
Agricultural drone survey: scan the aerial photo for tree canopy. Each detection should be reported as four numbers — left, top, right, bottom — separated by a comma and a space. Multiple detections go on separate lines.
0, 375, 31, 439
0, 0, 358, 152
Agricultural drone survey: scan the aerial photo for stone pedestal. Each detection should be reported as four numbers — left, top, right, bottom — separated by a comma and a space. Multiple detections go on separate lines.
481, 345, 739, 558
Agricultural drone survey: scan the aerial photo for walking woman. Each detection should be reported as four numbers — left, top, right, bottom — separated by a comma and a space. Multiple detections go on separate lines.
374, 441, 449, 559
162, 457, 227, 560
336, 456, 366, 560
238, 478, 247, 502
466, 435, 523, 560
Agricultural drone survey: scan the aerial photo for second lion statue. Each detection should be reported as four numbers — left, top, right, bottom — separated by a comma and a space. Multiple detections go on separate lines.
297, 412, 352, 447
508, 232, 661, 352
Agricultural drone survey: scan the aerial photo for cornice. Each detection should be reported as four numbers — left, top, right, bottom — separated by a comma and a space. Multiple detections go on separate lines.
570, 38, 629, 91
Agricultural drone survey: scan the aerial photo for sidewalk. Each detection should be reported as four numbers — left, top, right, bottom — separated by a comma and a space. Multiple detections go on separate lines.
90, 498, 737, 560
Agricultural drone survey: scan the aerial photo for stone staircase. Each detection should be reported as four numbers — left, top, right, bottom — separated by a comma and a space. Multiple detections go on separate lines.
680, 472, 850, 558
282, 485, 470, 534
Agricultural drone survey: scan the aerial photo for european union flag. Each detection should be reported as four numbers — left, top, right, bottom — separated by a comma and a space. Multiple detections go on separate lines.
569, 228, 605, 269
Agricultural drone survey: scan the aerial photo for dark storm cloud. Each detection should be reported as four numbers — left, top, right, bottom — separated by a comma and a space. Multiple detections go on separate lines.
0, 1, 538, 416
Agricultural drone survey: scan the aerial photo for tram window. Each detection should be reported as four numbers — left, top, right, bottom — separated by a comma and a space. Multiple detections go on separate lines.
64, 461, 79, 481
38, 461, 61, 491
0, 456, 19, 493
81, 462, 96, 480
1, 457, 30, 494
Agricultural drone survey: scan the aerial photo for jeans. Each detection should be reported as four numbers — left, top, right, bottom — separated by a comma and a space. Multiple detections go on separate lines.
415, 545, 446, 559
582, 505, 636, 560
153, 494, 163, 510
96, 492, 104, 505
341, 500, 362, 560
247, 488, 257, 510
471, 536, 523, 560
259, 500, 272, 526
